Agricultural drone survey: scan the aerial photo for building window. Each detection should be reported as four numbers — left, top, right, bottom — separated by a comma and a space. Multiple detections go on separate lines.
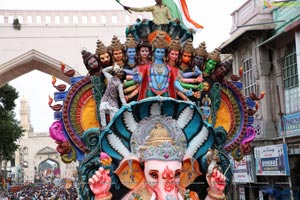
64, 16, 70, 24
243, 58, 256, 97
27, 16, 33, 24
54, 16, 60, 24
45, 16, 51, 24
36, 16, 42, 24
73, 16, 79, 24
284, 43, 299, 113
112, 15, 117, 24
91, 16, 97, 23
125, 15, 130, 24
101, 15, 107, 24
8, 16, 14, 24
17, 16, 23, 24
82, 16, 88, 24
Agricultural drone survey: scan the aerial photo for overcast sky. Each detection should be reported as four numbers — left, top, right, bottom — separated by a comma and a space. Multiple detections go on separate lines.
2, 0, 247, 132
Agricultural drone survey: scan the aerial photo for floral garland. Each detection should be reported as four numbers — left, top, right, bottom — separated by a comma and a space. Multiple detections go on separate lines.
147, 64, 171, 96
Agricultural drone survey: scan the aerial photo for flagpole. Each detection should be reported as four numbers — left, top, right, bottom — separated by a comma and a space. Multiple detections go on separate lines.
115, 0, 131, 13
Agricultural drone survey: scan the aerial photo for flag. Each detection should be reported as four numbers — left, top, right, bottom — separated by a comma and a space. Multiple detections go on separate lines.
163, 0, 203, 32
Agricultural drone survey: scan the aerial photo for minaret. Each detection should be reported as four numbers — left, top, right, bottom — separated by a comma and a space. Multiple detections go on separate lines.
20, 96, 31, 139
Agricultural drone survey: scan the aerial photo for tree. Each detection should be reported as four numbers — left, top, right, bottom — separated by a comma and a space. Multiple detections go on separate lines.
0, 84, 24, 180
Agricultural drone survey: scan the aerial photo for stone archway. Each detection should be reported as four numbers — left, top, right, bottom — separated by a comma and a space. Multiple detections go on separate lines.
34, 147, 61, 184
0, 49, 81, 87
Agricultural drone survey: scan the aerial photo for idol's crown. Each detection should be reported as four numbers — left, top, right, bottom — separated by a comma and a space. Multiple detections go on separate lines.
138, 123, 185, 162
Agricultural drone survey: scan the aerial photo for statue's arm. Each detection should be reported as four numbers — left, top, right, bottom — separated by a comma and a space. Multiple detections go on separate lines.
102, 66, 113, 80
118, 83, 127, 105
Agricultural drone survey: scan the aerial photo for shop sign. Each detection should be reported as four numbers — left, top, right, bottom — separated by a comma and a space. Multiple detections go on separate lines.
278, 112, 300, 136
254, 144, 290, 176
231, 155, 256, 183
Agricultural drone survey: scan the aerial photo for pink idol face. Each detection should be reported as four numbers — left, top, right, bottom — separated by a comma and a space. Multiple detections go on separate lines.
113, 49, 124, 62
169, 50, 179, 62
140, 47, 150, 60
144, 160, 182, 197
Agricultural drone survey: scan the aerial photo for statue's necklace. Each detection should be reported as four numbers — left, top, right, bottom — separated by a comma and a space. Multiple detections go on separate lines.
153, 63, 165, 74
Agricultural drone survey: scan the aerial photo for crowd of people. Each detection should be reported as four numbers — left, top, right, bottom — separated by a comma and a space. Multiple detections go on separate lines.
4, 183, 78, 200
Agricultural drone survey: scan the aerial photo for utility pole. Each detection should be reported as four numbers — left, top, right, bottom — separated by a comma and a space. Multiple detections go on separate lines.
276, 85, 294, 200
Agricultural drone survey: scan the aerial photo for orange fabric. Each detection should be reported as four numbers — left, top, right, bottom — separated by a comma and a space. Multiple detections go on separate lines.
180, 0, 203, 29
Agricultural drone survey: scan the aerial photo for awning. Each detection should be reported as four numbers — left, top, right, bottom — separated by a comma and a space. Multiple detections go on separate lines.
219, 27, 273, 54
284, 19, 300, 32
220, 25, 275, 53
257, 18, 300, 48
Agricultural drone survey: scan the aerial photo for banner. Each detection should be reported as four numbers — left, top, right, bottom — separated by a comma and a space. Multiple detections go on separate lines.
231, 155, 256, 183
278, 112, 300, 136
254, 144, 290, 176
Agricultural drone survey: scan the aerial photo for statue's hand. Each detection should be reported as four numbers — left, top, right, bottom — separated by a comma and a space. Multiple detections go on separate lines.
89, 167, 112, 199
206, 168, 226, 195
185, 89, 193, 96
194, 67, 202, 76
133, 72, 141, 83
196, 83, 204, 91
196, 75, 203, 83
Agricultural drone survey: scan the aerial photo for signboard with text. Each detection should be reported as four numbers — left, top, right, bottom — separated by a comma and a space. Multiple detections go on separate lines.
254, 144, 290, 176
231, 155, 256, 183
278, 112, 300, 136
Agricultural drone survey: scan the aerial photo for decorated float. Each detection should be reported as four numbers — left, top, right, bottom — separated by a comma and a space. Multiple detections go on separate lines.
48, 1, 264, 199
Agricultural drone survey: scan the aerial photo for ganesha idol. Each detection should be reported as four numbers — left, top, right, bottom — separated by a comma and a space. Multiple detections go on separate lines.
85, 97, 231, 200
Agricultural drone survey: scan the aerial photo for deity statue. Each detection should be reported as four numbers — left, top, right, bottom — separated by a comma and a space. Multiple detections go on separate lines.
177, 39, 204, 102
81, 49, 102, 76
203, 48, 221, 78
124, 33, 137, 71
133, 31, 193, 100
166, 37, 189, 100
166, 37, 181, 69
136, 39, 152, 66
200, 94, 212, 121
123, 33, 139, 102
109, 35, 125, 68
208, 59, 232, 83
88, 98, 229, 200
193, 41, 208, 72
124, 38, 153, 102
96, 40, 113, 68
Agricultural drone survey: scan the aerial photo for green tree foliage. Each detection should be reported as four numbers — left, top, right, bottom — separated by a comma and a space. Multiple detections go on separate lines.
0, 84, 23, 167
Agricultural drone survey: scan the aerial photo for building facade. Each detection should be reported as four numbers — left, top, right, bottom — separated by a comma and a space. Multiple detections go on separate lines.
220, 0, 300, 199
11, 96, 77, 184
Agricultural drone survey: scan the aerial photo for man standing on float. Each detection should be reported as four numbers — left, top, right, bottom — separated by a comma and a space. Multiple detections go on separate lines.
123, 0, 180, 25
